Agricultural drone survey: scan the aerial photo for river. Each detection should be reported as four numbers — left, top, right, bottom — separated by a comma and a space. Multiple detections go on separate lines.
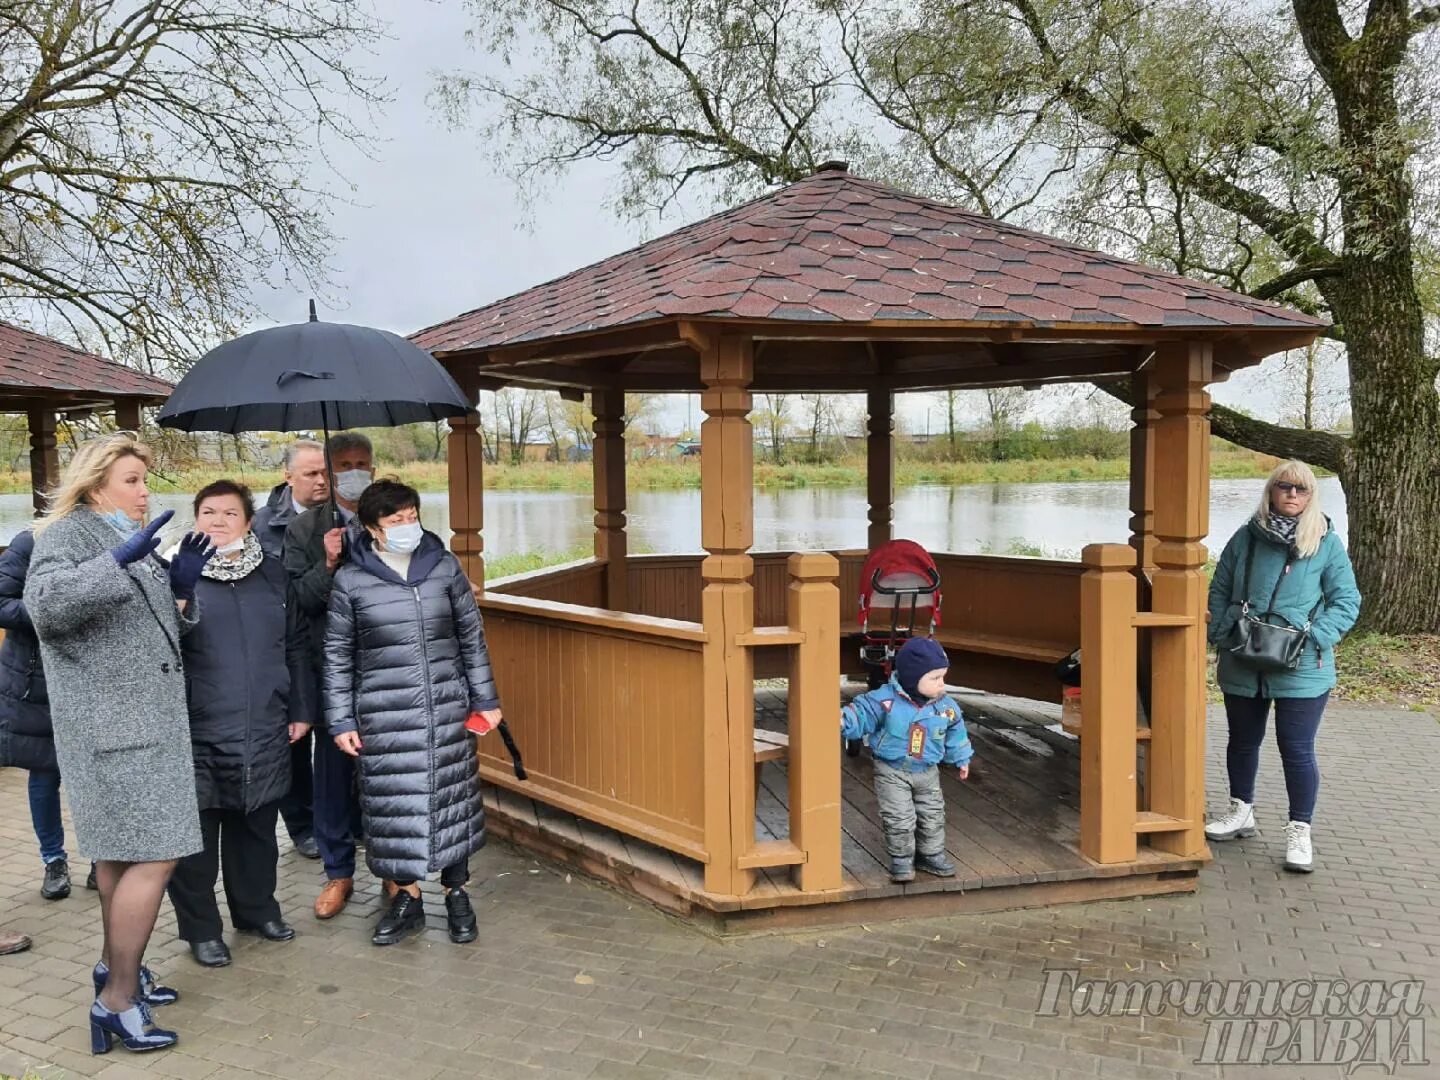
0, 477, 1347, 557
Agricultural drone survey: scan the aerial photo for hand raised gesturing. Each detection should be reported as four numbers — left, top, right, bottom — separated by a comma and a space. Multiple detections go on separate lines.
109, 509, 175, 567
167, 531, 217, 600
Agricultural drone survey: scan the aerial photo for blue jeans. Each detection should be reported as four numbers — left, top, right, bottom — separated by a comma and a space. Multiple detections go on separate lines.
27, 770, 66, 865
1223, 692, 1329, 823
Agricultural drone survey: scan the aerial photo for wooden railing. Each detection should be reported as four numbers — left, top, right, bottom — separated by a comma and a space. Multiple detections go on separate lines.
487, 556, 607, 607
628, 550, 1079, 699
476, 592, 709, 861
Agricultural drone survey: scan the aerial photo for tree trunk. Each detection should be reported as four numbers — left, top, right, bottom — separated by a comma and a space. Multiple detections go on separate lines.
1329, 256, 1440, 635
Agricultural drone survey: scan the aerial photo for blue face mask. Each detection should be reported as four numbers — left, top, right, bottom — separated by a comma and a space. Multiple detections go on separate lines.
383, 522, 423, 554
96, 496, 140, 537
102, 509, 139, 537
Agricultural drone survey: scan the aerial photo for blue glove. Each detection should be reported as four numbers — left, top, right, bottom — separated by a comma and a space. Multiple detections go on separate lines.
110, 509, 174, 567
167, 531, 216, 600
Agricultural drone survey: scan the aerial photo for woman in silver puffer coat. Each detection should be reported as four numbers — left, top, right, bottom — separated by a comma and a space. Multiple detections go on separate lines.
323, 479, 500, 947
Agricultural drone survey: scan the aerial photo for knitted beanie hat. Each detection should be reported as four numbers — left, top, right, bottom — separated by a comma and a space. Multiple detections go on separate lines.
893, 636, 949, 699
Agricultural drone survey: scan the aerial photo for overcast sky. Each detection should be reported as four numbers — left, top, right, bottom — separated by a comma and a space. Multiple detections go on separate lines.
246, 0, 1340, 436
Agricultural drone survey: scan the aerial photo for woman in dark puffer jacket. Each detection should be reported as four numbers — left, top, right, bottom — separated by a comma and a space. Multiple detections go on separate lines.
164, 481, 313, 968
324, 479, 500, 947
0, 529, 79, 900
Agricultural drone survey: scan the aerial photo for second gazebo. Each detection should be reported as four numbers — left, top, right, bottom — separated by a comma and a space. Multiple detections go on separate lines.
414, 164, 1324, 922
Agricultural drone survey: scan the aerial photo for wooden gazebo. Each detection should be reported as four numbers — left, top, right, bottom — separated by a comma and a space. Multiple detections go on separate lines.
0, 320, 173, 515
415, 164, 1325, 923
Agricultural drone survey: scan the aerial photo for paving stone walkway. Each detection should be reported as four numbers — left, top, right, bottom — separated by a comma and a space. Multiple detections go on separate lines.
1, 701, 1437, 1079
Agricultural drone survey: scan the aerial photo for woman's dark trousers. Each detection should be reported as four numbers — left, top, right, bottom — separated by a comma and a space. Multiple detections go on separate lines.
1222, 693, 1328, 824
167, 802, 283, 942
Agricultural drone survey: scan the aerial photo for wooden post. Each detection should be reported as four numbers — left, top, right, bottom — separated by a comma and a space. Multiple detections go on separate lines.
698, 331, 756, 895
592, 388, 629, 611
114, 399, 142, 434
786, 551, 842, 891
866, 390, 893, 551
1147, 342, 1212, 858
1128, 369, 1157, 807
447, 368, 486, 586
1079, 543, 1138, 863
26, 410, 57, 518
1128, 369, 1158, 584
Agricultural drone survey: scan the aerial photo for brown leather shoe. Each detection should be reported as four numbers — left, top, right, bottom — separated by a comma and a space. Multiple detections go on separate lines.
0, 930, 31, 955
314, 877, 354, 920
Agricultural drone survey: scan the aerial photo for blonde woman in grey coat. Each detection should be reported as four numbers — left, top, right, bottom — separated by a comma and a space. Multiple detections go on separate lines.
24, 434, 215, 1055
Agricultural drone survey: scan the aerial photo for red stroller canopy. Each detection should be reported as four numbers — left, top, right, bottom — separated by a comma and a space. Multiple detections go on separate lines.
858, 539, 942, 629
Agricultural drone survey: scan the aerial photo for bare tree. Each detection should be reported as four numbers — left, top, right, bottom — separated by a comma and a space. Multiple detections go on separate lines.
493, 388, 543, 464
0, 1, 382, 368
754, 393, 792, 463
982, 387, 1027, 461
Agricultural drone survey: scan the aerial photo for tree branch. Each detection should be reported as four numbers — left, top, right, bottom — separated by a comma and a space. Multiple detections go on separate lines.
1249, 261, 1344, 300
1098, 377, 1348, 473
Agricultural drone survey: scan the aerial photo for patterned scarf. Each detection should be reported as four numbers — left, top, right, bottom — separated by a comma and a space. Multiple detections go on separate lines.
200, 531, 265, 582
1266, 511, 1300, 547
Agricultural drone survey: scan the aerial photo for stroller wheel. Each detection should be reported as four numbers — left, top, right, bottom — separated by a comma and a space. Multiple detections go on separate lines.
845, 738, 862, 757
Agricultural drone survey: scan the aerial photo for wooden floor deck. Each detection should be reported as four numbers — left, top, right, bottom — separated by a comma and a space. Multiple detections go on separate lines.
483, 684, 1206, 930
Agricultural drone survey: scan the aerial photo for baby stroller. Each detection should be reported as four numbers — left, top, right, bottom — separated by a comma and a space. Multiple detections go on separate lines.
848, 539, 943, 756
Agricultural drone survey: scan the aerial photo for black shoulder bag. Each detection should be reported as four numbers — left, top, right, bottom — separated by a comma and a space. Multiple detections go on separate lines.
1225, 537, 1322, 673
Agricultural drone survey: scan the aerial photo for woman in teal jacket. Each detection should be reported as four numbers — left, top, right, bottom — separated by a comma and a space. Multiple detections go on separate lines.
1205, 460, 1360, 874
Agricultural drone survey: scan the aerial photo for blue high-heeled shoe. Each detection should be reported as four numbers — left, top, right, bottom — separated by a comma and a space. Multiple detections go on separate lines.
92, 961, 178, 1006
89, 998, 178, 1054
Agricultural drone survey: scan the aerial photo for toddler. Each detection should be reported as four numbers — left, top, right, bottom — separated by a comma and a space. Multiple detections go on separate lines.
841, 637, 972, 883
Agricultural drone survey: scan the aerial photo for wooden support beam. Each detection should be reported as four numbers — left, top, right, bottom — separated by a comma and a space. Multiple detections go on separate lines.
446, 370, 486, 587
698, 330, 756, 897
1079, 543, 1139, 864
591, 387, 628, 611
114, 399, 142, 433
786, 551, 843, 892
1146, 341, 1213, 859
1128, 368, 1158, 581
26, 410, 57, 518
866, 390, 894, 551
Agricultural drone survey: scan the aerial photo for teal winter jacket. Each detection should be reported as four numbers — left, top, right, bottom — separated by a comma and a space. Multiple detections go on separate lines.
1206, 517, 1361, 699
841, 677, 973, 772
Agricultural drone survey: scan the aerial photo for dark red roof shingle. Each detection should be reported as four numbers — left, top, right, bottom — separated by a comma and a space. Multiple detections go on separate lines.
413, 169, 1326, 353
0, 321, 173, 400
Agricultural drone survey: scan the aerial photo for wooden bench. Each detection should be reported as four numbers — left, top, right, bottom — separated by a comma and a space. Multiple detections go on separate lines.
753, 729, 789, 790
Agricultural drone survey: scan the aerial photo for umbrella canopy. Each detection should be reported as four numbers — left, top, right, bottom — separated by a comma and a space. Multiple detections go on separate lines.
157, 315, 472, 434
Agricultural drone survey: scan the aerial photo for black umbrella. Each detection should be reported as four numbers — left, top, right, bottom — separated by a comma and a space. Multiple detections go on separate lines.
157, 301, 472, 433
155, 303, 527, 779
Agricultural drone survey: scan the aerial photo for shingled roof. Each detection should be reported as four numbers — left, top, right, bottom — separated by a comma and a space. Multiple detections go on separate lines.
0, 320, 173, 404
415, 165, 1325, 358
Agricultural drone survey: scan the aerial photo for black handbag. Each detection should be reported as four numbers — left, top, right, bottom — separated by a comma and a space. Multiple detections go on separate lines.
1225, 538, 1321, 673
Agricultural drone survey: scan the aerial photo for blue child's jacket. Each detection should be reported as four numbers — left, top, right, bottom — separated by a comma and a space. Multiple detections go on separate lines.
841, 677, 973, 772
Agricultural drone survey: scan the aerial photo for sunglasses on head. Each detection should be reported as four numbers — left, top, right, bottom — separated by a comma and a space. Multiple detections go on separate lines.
1275, 482, 1309, 496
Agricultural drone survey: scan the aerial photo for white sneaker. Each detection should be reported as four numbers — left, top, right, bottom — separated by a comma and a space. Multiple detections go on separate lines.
1284, 821, 1314, 873
1204, 797, 1257, 841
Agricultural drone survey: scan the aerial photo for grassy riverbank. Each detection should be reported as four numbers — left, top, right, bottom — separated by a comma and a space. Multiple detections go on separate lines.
0, 446, 1277, 496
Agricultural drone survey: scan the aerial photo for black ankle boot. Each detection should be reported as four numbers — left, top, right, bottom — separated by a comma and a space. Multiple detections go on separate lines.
372, 890, 424, 946
41, 858, 70, 900
445, 888, 477, 944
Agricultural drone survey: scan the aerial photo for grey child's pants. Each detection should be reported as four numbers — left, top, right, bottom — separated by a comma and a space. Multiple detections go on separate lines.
872, 759, 946, 860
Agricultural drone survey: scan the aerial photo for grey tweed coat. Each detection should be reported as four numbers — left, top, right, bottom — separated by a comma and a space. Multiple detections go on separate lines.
24, 507, 202, 862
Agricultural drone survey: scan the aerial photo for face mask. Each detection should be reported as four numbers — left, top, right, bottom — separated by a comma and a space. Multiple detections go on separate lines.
383, 522, 423, 554
334, 469, 372, 502
216, 536, 247, 555
95, 495, 139, 537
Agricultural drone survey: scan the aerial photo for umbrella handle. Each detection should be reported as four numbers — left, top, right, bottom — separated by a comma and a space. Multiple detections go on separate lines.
276, 369, 336, 386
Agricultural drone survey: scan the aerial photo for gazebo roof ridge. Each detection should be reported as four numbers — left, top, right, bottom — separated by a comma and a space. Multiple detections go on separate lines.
413, 166, 1327, 361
